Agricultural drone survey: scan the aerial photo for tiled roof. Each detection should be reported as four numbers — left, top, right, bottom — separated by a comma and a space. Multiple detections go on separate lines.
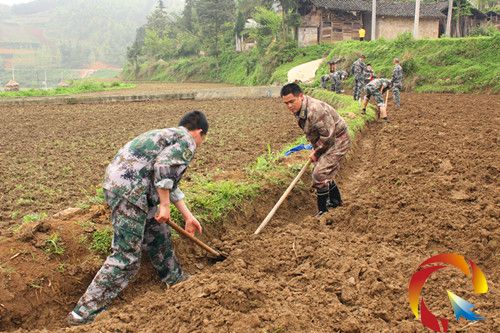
310, 0, 448, 18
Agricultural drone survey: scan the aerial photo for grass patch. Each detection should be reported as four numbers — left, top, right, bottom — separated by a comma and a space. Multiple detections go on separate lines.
0, 80, 135, 98
171, 178, 259, 224
90, 227, 113, 256
45, 233, 65, 256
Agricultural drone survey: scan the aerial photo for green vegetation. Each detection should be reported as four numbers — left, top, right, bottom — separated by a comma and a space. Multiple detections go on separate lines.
90, 228, 113, 256
125, 1, 499, 93
0, 80, 135, 98
45, 233, 65, 256
314, 33, 500, 93
22, 212, 48, 223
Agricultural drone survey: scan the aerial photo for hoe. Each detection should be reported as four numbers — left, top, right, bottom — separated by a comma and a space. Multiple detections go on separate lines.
165, 219, 227, 262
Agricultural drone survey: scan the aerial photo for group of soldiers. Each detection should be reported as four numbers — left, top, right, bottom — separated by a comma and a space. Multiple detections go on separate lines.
66, 55, 403, 326
321, 54, 404, 122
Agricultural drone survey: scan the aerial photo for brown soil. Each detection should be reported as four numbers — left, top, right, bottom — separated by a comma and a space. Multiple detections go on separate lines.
0, 98, 301, 226
1, 93, 499, 332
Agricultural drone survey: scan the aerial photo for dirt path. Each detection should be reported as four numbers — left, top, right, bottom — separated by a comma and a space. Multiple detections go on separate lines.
287, 58, 324, 83
2, 93, 499, 332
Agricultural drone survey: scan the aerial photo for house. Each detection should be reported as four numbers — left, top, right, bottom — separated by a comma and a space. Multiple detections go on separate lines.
439, 4, 500, 37
298, 0, 448, 46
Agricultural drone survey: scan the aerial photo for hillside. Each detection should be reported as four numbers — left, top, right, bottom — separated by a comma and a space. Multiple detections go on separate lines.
127, 34, 500, 94
0, 0, 184, 87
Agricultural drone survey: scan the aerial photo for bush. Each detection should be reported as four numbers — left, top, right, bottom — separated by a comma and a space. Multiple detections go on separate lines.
469, 23, 499, 37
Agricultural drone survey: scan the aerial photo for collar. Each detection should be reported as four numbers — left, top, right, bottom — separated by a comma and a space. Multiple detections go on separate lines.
178, 126, 197, 148
295, 95, 308, 120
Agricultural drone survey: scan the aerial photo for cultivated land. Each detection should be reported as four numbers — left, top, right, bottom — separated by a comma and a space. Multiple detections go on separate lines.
0, 91, 498, 332
0, 98, 300, 226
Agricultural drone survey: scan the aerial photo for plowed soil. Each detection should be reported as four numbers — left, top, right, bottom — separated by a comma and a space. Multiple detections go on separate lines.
1, 93, 499, 333
0, 98, 300, 226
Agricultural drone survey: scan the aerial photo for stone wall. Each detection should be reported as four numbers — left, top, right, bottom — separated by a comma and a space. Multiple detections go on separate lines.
377, 17, 439, 39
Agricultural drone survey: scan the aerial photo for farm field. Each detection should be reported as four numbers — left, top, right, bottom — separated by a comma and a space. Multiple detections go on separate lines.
0, 92, 498, 332
0, 98, 301, 226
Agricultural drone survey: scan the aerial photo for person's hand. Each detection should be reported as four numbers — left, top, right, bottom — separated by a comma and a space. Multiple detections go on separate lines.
155, 204, 170, 223
184, 216, 203, 236
310, 151, 318, 162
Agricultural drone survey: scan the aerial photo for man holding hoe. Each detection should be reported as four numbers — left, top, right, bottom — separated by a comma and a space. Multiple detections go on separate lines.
281, 83, 350, 218
67, 111, 208, 325
361, 77, 392, 122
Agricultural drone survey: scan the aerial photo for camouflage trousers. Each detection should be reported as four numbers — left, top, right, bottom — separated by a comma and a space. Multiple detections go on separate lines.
331, 77, 342, 93
312, 132, 351, 190
392, 84, 402, 107
353, 78, 364, 100
72, 191, 183, 320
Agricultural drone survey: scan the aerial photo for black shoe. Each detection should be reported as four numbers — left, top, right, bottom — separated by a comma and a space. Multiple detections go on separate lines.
382, 117, 390, 123
361, 108, 366, 115
315, 188, 329, 217
328, 181, 343, 208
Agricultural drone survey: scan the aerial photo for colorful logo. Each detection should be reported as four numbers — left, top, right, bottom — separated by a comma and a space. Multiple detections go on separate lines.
408, 253, 488, 332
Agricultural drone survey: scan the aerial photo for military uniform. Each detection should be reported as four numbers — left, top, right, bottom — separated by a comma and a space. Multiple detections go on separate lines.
351, 58, 366, 101
320, 74, 331, 89
365, 78, 392, 106
331, 70, 348, 94
72, 127, 196, 321
391, 64, 403, 107
295, 95, 350, 191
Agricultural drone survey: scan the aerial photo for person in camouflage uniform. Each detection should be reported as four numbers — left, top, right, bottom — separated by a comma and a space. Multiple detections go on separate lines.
350, 55, 366, 102
67, 111, 208, 325
362, 78, 392, 122
331, 70, 348, 94
364, 64, 374, 85
281, 83, 350, 218
320, 74, 331, 89
391, 58, 403, 108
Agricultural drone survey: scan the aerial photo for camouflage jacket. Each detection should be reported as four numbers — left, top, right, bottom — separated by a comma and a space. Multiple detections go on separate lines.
392, 64, 403, 85
103, 126, 196, 211
350, 59, 367, 80
366, 78, 392, 92
295, 95, 348, 158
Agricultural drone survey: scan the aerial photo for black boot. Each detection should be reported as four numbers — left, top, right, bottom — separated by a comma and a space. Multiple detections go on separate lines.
315, 188, 329, 218
328, 181, 343, 208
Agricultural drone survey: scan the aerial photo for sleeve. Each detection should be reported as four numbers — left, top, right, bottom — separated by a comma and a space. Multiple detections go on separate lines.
153, 143, 192, 202
312, 108, 337, 158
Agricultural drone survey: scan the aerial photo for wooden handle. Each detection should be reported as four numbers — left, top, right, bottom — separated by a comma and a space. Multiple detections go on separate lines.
165, 219, 221, 257
254, 159, 312, 235
385, 90, 389, 105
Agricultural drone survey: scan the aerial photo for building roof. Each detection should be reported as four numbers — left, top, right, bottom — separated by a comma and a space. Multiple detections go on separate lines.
310, 0, 448, 18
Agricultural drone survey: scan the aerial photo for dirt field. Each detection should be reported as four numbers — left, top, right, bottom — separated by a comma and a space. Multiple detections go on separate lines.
0, 92, 499, 332
0, 98, 301, 226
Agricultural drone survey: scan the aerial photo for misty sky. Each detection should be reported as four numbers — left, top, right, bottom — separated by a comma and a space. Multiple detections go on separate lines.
0, 0, 33, 5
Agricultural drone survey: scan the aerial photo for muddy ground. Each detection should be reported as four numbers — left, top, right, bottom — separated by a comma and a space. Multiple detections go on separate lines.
0, 92, 499, 332
0, 98, 300, 225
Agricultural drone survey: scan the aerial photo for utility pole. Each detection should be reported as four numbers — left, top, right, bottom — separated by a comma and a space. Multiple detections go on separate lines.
413, 0, 421, 38
445, 0, 453, 37
371, 0, 377, 40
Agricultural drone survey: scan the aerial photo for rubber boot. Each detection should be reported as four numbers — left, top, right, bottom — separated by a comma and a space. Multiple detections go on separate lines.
328, 181, 343, 208
315, 188, 329, 218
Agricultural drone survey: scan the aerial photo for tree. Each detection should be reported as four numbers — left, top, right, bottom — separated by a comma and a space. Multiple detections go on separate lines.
195, 0, 235, 62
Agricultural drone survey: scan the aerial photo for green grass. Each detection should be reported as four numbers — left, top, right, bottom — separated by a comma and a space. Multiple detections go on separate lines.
312, 33, 500, 93
45, 233, 65, 256
0, 80, 135, 98
90, 227, 113, 256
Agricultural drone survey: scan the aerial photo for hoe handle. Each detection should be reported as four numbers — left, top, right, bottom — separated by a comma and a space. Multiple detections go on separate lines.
165, 219, 221, 257
385, 89, 389, 106
254, 159, 312, 235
